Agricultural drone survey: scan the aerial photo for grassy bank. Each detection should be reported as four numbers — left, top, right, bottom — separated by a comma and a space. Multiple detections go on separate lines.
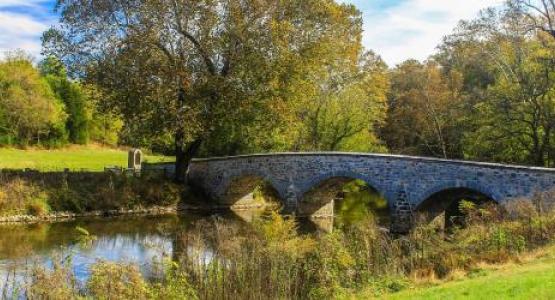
0, 145, 173, 171
381, 246, 555, 299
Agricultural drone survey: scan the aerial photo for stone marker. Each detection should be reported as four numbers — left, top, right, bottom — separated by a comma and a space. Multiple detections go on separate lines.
128, 148, 143, 170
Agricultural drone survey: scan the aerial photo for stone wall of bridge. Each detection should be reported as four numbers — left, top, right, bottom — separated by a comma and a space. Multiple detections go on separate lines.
187, 152, 555, 231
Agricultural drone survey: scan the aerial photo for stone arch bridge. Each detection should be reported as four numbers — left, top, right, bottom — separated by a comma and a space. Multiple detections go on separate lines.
187, 153, 555, 231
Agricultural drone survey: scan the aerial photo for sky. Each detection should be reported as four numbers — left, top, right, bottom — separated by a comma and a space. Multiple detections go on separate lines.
0, 0, 504, 66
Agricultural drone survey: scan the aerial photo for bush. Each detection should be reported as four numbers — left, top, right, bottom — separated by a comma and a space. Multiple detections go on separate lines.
88, 261, 151, 299
0, 177, 49, 216
26, 198, 50, 216
28, 259, 78, 299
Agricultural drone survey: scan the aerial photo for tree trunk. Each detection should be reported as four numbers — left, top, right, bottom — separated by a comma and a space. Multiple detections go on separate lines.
174, 138, 202, 184
173, 87, 203, 183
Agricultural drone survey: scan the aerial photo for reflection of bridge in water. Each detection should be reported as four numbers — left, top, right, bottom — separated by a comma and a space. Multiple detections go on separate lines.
187, 152, 555, 232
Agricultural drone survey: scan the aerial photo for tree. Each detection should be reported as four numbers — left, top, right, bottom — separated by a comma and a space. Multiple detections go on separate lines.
299, 51, 389, 152
381, 60, 465, 159
439, 6, 555, 166
44, 0, 364, 182
511, 0, 555, 37
40, 57, 90, 144
0, 52, 67, 146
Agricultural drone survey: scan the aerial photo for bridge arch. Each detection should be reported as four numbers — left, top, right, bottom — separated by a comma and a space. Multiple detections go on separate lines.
415, 181, 501, 209
414, 181, 500, 228
218, 172, 284, 207
298, 171, 390, 202
297, 171, 391, 222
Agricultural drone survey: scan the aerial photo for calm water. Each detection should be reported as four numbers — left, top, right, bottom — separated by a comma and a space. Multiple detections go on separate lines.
0, 213, 218, 288
0, 210, 332, 291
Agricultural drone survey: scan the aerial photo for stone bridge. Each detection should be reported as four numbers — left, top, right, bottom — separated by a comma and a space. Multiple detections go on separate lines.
187, 152, 555, 231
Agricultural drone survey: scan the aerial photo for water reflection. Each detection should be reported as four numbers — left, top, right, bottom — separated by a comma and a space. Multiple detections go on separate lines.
0, 198, 378, 292
0, 214, 225, 287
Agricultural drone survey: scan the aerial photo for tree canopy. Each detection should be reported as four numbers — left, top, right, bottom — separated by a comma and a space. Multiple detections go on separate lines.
43, 0, 390, 179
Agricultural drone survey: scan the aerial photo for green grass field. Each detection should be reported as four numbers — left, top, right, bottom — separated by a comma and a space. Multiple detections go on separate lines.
0, 146, 173, 171
378, 249, 555, 300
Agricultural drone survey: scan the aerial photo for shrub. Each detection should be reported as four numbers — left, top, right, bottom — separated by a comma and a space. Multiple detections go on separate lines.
88, 261, 151, 299
150, 261, 198, 300
0, 177, 50, 216
27, 259, 78, 299
26, 197, 50, 216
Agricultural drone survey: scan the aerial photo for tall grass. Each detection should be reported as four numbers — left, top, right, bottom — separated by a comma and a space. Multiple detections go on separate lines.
5, 190, 555, 299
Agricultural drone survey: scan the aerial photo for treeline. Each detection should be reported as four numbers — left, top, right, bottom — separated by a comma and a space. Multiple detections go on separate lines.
0, 52, 121, 147
3, 0, 550, 168
383, 2, 555, 167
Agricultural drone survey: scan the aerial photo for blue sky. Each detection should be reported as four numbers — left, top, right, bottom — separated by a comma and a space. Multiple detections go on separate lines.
0, 0, 503, 66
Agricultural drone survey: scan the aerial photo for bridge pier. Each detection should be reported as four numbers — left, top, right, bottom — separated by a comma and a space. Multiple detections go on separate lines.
284, 183, 300, 214
390, 189, 414, 233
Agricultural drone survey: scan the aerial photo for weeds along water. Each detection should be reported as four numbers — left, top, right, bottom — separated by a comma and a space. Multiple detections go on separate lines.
1, 193, 555, 299
0, 171, 183, 218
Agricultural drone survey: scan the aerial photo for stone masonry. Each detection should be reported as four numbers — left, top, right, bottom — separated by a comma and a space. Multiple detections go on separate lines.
187, 152, 555, 232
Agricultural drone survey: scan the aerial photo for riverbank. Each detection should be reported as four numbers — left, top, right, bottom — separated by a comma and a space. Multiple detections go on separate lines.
380, 245, 555, 299
5, 205, 555, 299
0, 170, 185, 220
0, 203, 269, 224
0, 205, 179, 224
0, 168, 271, 224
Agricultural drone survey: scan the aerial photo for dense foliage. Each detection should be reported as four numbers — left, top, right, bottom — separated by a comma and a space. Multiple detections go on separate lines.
2, 0, 555, 168
0, 54, 122, 147
0, 53, 66, 146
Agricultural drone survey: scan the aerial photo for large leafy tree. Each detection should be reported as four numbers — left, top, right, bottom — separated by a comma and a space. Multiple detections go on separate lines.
44, 0, 364, 181
298, 51, 389, 152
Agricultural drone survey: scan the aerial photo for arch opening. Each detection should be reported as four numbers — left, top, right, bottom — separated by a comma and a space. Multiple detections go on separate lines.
221, 175, 282, 210
300, 177, 390, 227
416, 188, 497, 229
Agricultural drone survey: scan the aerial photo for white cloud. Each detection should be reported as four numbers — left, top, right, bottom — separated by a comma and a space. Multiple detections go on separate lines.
0, 0, 56, 59
0, 11, 51, 58
0, 0, 506, 64
343, 0, 505, 66
0, 0, 50, 8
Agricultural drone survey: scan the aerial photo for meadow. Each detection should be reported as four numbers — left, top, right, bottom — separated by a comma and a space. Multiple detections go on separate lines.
0, 146, 173, 171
